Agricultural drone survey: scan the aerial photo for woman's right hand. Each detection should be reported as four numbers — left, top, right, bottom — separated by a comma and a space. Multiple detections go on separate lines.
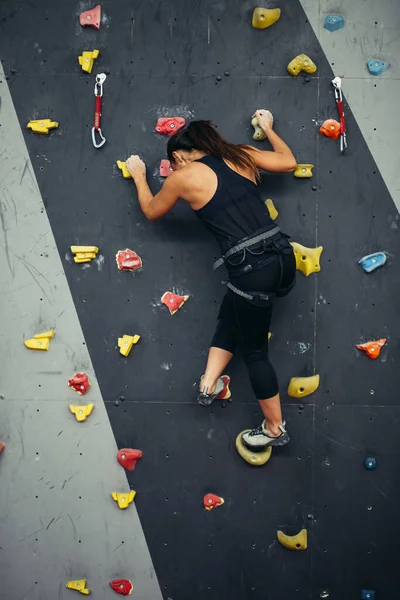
252, 109, 274, 133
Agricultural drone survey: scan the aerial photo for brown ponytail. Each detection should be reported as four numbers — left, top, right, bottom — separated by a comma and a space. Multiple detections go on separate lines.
167, 120, 259, 179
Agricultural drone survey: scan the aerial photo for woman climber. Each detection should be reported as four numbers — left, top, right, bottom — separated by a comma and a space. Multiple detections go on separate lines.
126, 111, 297, 450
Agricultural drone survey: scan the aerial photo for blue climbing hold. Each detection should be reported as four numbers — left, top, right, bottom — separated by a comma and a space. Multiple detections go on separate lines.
324, 14, 345, 32
361, 591, 375, 600
367, 59, 390, 76
365, 457, 376, 470
358, 252, 386, 273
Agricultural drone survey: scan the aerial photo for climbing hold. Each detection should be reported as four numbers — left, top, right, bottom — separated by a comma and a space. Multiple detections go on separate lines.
116, 161, 132, 179
287, 54, 317, 76
361, 590, 375, 600
69, 404, 94, 422
288, 374, 320, 398
290, 242, 323, 276
277, 528, 307, 551
110, 579, 133, 596
252, 7, 281, 29
78, 50, 100, 74
323, 14, 345, 32
116, 249, 142, 271
203, 493, 224, 510
294, 164, 314, 178
159, 159, 173, 177
0, 442, 5, 453
320, 119, 340, 140
24, 335, 51, 351
117, 448, 143, 471
268, 332, 272, 340
358, 252, 386, 273
118, 334, 140, 357
79, 4, 101, 29
68, 372, 90, 395
71, 245, 99, 263
161, 291, 189, 315
365, 457, 376, 470
235, 431, 272, 466
66, 579, 90, 595
27, 119, 58, 134
265, 198, 278, 220
367, 59, 390, 76
251, 117, 267, 141
356, 338, 386, 360
216, 374, 231, 401
111, 490, 136, 509
155, 117, 186, 136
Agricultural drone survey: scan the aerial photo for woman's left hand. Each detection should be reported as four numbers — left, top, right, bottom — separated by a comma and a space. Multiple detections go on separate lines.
126, 155, 146, 180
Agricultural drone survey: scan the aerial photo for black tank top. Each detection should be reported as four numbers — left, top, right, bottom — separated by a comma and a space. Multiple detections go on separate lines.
194, 155, 275, 255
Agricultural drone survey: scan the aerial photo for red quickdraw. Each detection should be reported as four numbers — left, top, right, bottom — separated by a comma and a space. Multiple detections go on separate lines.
92, 73, 107, 148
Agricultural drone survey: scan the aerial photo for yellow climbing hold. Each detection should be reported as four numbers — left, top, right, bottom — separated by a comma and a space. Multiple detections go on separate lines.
294, 164, 314, 178
78, 49, 100, 73
117, 160, 132, 179
288, 374, 320, 398
24, 338, 50, 351
265, 198, 278, 220
252, 7, 281, 29
69, 404, 94, 422
277, 528, 307, 551
251, 116, 267, 141
287, 54, 317, 76
268, 332, 272, 340
291, 242, 323, 276
71, 245, 99, 264
66, 579, 90, 595
111, 490, 136, 509
34, 330, 55, 340
235, 430, 272, 466
118, 334, 140, 357
27, 119, 58, 134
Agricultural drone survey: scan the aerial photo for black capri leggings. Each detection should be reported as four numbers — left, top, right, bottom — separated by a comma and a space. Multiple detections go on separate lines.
211, 250, 296, 399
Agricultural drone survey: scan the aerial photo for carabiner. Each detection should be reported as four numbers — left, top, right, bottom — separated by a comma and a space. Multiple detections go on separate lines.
91, 127, 106, 148
92, 73, 107, 148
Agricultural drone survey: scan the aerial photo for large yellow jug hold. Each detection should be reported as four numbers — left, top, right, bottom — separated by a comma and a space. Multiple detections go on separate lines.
288, 374, 320, 398
252, 7, 281, 29
290, 242, 323, 276
287, 54, 317, 76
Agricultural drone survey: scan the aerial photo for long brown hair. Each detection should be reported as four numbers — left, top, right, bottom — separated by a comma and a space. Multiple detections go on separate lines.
167, 120, 259, 180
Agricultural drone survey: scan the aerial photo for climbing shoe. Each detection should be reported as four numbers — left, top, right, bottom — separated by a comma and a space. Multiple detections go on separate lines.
198, 377, 225, 407
242, 421, 289, 449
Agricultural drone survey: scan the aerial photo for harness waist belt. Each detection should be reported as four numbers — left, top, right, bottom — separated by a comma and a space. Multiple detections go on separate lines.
213, 226, 281, 272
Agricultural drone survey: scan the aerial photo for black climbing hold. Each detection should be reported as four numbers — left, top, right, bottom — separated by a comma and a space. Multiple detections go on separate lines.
312, 185, 317, 191
365, 457, 376, 470
114, 399, 120, 407
216, 75, 222, 81
224, 70, 230, 77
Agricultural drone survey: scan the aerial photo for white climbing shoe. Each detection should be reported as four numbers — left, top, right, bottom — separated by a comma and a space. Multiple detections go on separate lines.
242, 421, 289, 449
198, 377, 225, 407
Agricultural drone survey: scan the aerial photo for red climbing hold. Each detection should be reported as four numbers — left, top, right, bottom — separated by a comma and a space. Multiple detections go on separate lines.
356, 338, 386, 360
161, 291, 189, 315
117, 448, 143, 471
155, 117, 186, 136
110, 579, 133, 596
216, 375, 231, 400
116, 249, 142, 272
79, 4, 101, 29
319, 119, 340, 140
159, 159, 173, 177
68, 372, 90, 395
0, 442, 5, 453
203, 493, 224, 510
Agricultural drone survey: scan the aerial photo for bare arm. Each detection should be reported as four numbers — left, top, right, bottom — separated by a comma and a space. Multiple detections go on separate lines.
126, 155, 183, 221
246, 109, 297, 173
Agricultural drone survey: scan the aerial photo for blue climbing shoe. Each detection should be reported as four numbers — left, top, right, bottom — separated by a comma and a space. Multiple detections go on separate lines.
242, 421, 289, 449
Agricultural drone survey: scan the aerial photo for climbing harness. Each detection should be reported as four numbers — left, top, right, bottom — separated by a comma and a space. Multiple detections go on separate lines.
332, 76, 347, 153
212, 226, 281, 271
92, 73, 107, 148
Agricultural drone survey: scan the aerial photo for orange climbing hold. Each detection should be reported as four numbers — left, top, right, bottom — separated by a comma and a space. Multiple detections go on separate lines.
116, 249, 142, 271
79, 4, 101, 29
356, 338, 386, 360
110, 579, 133, 596
155, 117, 186, 136
161, 291, 189, 315
117, 448, 143, 471
68, 372, 90, 395
203, 493, 224, 510
320, 119, 340, 140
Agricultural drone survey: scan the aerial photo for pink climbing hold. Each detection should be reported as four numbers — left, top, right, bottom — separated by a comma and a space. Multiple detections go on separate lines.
159, 159, 173, 177
155, 117, 186, 136
79, 4, 101, 29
